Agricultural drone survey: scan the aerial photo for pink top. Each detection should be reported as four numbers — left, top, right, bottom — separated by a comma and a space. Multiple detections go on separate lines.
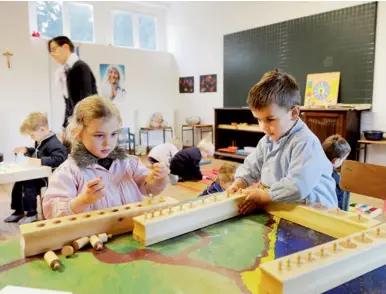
43, 154, 168, 219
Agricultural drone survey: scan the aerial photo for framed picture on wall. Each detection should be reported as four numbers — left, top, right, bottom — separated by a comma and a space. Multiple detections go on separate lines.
200, 74, 217, 93
179, 76, 194, 93
100, 64, 126, 102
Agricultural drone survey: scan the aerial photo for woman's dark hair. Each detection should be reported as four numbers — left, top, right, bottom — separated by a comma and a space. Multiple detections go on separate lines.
48, 36, 75, 53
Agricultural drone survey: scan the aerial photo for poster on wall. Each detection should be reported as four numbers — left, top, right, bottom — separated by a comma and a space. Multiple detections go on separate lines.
100, 64, 126, 102
304, 72, 340, 107
179, 76, 194, 93
200, 74, 217, 93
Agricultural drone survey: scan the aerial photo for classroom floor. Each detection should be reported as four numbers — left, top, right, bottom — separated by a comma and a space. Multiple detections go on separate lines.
0, 157, 384, 240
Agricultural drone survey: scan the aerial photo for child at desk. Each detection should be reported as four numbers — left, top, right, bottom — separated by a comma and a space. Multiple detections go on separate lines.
198, 163, 236, 197
4, 112, 67, 224
322, 134, 351, 210
43, 96, 168, 219
169, 139, 215, 183
227, 70, 338, 214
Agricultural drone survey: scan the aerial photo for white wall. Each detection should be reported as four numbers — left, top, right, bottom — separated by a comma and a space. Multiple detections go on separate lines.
166, 1, 386, 165
0, 1, 176, 161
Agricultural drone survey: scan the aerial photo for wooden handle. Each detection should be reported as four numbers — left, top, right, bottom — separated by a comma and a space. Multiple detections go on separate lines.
72, 236, 90, 251
90, 235, 103, 250
44, 251, 61, 270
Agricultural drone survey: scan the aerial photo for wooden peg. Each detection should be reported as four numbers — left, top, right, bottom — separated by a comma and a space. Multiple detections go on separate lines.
190, 202, 193, 208
144, 213, 148, 220
278, 261, 282, 271
180, 204, 183, 210
61, 245, 74, 257
90, 235, 103, 250
296, 255, 301, 265
336, 208, 340, 215
146, 199, 152, 206
159, 209, 163, 216
376, 227, 381, 236
286, 259, 291, 269
159, 196, 165, 202
72, 236, 90, 251
347, 238, 351, 248
214, 195, 217, 202
201, 198, 205, 205
332, 243, 337, 252
151, 210, 155, 218
361, 232, 365, 242
98, 233, 112, 243
307, 252, 312, 262
44, 251, 61, 270
358, 213, 362, 221
320, 248, 324, 257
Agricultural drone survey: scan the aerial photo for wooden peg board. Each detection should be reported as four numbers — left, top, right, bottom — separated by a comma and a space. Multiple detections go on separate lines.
265, 202, 380, 238
20, 196, 178, 257
133, 191, 245, 246
259, 224, 386, 294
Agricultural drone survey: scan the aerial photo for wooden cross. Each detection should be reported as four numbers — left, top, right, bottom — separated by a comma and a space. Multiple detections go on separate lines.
3, 51, 13, 69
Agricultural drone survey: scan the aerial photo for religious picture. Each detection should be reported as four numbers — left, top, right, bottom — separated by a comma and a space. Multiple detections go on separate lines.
179, 76, 194, 93
100, 64, 126, 102
200, 74, 217, 93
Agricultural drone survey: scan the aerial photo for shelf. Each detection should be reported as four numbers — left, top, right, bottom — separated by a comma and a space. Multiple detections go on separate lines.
217, 126, 265, 134
214, 151, 247, 160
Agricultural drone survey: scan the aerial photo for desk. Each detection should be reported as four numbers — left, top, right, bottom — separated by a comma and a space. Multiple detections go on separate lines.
1, 214, 385, 293
182, 124, 213, 148
356, 139, 386, 162
139, 127, 173, 153
0, 163, 52, 185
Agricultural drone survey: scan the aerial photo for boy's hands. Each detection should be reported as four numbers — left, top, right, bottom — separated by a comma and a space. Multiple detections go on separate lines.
226, 178, 246, 194
238, 187, 271, 215
80, 176, 106, 205
13, 147, 27, 153
147, 162, 168, 183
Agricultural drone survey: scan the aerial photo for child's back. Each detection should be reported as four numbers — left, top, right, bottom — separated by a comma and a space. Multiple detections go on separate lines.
148, 143, 179, 168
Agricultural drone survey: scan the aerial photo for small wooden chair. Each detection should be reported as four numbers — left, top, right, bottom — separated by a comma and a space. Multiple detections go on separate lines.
340, 160, 386, 211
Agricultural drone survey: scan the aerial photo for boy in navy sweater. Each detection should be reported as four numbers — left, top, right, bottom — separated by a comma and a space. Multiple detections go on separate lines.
4, 112, 67, 224
199, 163, 236, 197
322, 134, 351, 210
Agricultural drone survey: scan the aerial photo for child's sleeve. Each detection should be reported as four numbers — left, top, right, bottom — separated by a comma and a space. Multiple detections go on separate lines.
42, 165, 79, 219
41, 145, 68, 168
128, 157, 168, 196
234, 142, 264, 186
25, 147, 36, 157
269, 140, 321, 202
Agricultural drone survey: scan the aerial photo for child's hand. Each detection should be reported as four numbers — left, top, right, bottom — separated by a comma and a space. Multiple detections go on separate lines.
239, 188, 271, 215
226, 179, 245, 194
150, 162, 168, 181
13, 147, 27, 153
80, 176, 105, 205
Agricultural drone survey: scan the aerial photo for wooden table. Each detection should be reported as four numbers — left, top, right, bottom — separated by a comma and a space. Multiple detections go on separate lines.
0, 163, 52, 185
139, 127, 173, 153
182, 124, 213, 148
1, 213, 385, 293
356, 139, 386, 163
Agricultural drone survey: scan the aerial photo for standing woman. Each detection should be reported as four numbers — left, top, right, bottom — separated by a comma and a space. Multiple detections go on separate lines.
48, 36, 98, 129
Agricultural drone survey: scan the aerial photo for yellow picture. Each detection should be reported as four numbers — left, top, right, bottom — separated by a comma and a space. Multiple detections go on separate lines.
304, 72, 341, 107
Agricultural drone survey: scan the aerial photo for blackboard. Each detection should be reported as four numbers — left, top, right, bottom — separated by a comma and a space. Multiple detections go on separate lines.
224, 2, 377, 107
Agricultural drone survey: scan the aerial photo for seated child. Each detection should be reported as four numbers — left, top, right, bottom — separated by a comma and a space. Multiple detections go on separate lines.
322, 134, 351, 210
198, 163, 236, 197
169, 139, 215, 182
147, 137, 181, 168
4, 112, 67, 224
227, 70, 338, 214
43, 96, 169, 219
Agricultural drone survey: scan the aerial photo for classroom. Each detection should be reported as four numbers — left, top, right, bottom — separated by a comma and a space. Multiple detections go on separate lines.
1, 1, 386, 293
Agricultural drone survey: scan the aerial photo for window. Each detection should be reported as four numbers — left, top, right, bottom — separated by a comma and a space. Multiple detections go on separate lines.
113, 12, 134, 48
112, 11, 157, 50
36, 1, 63, 38
139, 15, 156, 50
68, 3, 95, 42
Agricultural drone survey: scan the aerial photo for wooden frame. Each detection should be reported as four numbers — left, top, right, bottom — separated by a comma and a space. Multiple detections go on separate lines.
20, 197, 178, 257
260, 223, 386, 294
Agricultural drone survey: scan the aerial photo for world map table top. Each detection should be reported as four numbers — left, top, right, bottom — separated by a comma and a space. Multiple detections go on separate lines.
1, 213, 385, 294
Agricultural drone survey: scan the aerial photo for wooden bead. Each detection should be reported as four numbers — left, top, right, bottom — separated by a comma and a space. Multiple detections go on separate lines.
61, 245, 74, 257
44, 251, 61, 270
72, 236, 90, 251
97, 233, 112, 243
90, 235, 103, 250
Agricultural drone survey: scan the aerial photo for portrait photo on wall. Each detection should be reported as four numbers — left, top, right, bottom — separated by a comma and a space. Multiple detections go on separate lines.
200, 74, 217, 93
100, 64, 126, 102
179, 76, 194, 93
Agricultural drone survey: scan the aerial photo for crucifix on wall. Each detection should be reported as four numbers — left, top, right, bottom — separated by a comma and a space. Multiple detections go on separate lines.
3, 51, 13, 69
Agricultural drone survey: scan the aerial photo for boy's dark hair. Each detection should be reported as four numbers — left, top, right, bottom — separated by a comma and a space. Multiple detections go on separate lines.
322, 134, 351, 161
48, 36, 75, 53
247, 69, 301, 110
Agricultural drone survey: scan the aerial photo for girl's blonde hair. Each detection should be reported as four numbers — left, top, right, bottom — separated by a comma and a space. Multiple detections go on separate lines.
197, 138, 215, 156
65, 95, 122, 141
217, 163, 236, 183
